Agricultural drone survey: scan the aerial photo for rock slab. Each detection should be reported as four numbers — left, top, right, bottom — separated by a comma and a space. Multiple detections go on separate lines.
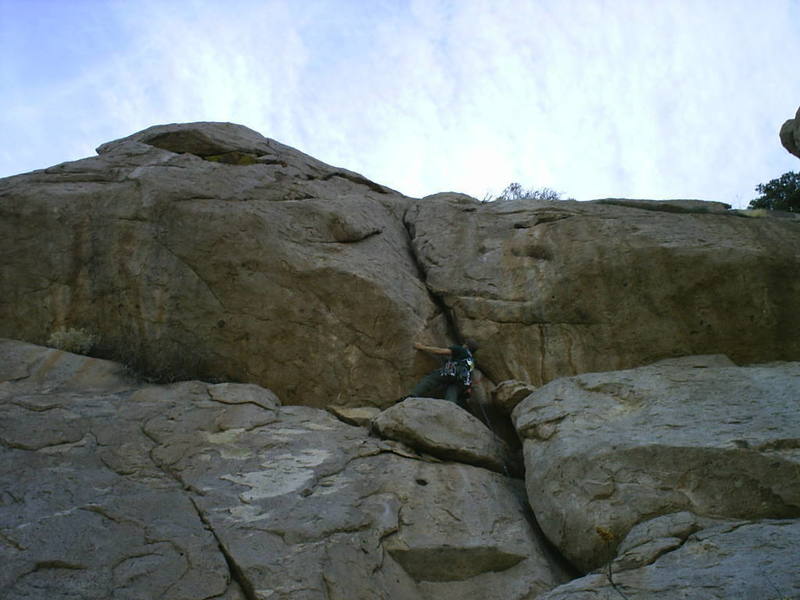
0, 339, 569, 599
0, 339, 242, 599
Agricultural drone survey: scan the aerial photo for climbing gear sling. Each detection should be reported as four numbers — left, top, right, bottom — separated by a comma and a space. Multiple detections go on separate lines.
439, 348, 475, 390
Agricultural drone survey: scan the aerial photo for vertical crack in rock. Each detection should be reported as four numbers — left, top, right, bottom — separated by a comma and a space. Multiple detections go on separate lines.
399, 207, 579, 577
401, 204, 525, 477
138, 422, 256, 600
401, 206, 463, 346
189, 498, 259, 600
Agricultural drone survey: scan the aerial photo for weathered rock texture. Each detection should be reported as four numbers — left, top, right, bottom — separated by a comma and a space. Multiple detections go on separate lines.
492, 379, 537, 415
405, 192, 800, 385
4, 119, 800, 598
0, 339, 570, 599
2, 121, 800, 410
539, 514, 800, 599
0, 340, 243, 599
512, 359, 800, 572
0, 122, 446, 408
780, 104, 800, 159
372, 397, 512, 473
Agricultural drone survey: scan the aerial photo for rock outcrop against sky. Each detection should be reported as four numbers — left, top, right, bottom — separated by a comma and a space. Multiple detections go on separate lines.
0, 123, 443, 408
1, 119, 799, 599
1, 121, 799, 406
781, 105, 800, 159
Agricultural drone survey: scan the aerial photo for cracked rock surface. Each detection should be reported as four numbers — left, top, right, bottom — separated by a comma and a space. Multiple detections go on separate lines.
0, 339, 570, 599
4, 121, 800, 409
512, 358, 800, 572
0, 122, 445, 408
538, 514, 800, 599
0, 340, 242, 599
404, 192, 800, 385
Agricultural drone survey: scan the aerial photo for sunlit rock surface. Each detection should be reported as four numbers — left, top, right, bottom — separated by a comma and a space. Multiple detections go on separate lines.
2, 121, 800, 409
404, 192, 800, 385
0, 122, 444, 408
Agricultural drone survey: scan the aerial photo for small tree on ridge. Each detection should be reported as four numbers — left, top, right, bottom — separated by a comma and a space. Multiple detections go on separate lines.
748, 171, 800, 212
487, 182, 564, 202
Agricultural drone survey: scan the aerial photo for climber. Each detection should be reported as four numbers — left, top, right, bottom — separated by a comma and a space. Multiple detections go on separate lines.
407, 339, 479, 409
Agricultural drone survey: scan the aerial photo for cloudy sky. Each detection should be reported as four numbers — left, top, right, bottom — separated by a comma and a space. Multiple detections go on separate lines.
2, 0, 799, 207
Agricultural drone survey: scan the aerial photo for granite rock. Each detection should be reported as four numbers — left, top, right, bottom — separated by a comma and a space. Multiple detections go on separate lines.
405, 193, 800, 385
0, 339, 569, 599
512, 359, 800, 571
372, 397, 513, 473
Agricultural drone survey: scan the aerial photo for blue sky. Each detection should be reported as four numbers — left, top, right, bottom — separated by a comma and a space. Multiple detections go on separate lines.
2, 0, 799, 207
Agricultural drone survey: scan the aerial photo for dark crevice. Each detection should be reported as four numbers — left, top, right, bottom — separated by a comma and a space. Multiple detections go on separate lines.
315, 227, 383, 244
401, 205, 505, 387
594, 199, 730, 215
257, 157, 290, 168
0, 435, 87, 452
34, 560, 88, 571
401, 205, 461, 346
202, 152, 261, 166
512, 483, 582, 580
401, 203, 525, 476
401, 201, 579, 580
0, 530, 25, 551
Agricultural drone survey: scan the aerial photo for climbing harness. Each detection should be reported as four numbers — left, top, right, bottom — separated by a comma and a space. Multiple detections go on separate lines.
439, 349, 475, 390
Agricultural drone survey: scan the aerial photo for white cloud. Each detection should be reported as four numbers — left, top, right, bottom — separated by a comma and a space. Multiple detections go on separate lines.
1, 0, 799, 208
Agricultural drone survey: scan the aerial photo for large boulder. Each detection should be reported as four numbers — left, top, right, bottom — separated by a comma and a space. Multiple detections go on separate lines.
0, 339, 570, 599
405, 193, 800, 385
0, 122, 446, 408
371, 397, 512, 473
512, 359, 800, 572
538, 514, 800, 599
780, 105, 800, 159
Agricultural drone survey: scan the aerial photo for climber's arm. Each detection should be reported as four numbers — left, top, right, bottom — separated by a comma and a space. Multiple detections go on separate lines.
413, 342, 452, 356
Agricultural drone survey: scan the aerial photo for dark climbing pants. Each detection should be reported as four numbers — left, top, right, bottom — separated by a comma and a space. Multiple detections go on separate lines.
409, 372, 464, 408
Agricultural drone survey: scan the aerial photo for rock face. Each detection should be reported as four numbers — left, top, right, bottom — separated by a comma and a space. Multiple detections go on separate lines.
781, 104, 800, 159
0, 339, 570, 599
405, 192, 800, 385
539, 515, 800, 599
0, 340, 242, 599
512, 359, 800, 572
0, 122, 445, 408
2, 121, 800, 410
372, 397, 512, 473
4, 118, 800, 598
